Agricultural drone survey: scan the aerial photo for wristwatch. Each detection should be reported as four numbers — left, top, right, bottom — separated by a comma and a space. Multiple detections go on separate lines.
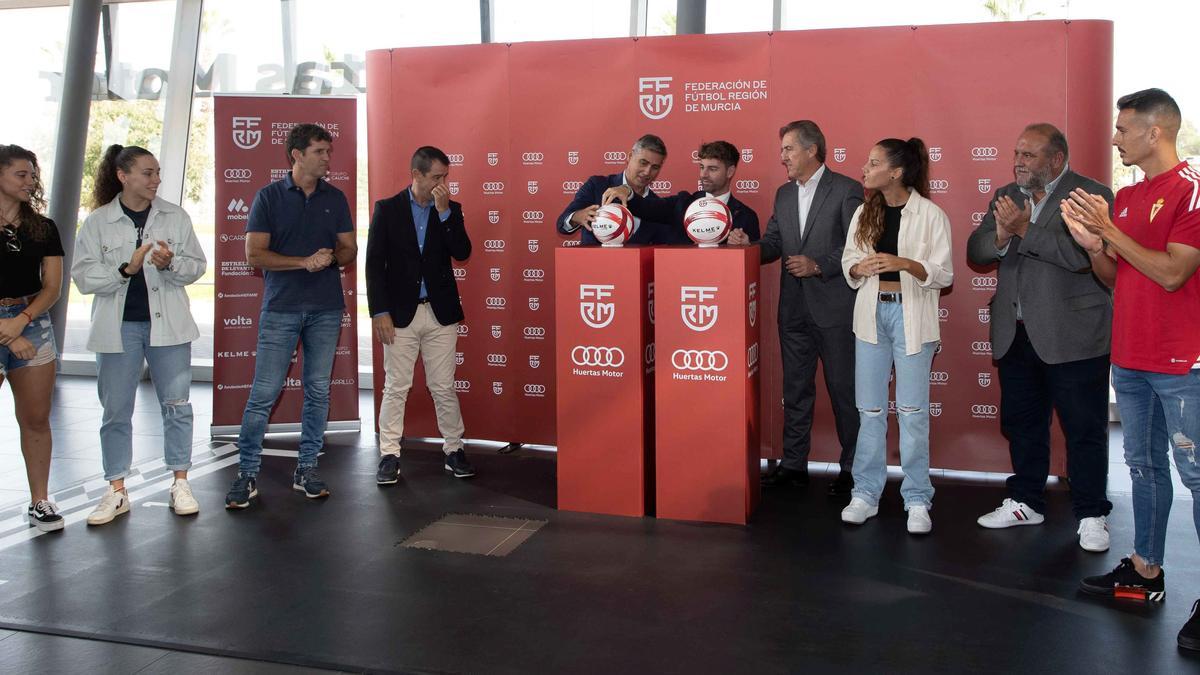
118, 262, 134, 278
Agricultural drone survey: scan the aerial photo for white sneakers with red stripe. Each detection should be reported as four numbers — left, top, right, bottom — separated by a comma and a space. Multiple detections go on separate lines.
977, 498, 1045, 529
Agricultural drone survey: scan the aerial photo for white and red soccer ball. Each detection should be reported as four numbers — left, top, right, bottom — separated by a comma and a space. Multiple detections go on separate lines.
593, 204, 637, 246
684, 198, 732, 247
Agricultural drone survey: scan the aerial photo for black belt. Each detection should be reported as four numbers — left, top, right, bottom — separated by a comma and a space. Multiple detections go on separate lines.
416, 297, 430, 304
878, 292, 902, 303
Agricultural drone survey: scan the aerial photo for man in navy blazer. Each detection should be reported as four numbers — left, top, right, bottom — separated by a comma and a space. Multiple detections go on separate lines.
605, 140, 760, 244
366, 146, 476, 483
556, 134, 670, 245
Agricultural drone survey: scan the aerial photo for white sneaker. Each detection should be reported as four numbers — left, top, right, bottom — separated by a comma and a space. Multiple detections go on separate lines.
1077, 516, 1110, 552
86, 488, 130, 526
841, 497, 878, 525
170, 479, 199, 516
976, 498, 1044, 529
907, 505, 932, 534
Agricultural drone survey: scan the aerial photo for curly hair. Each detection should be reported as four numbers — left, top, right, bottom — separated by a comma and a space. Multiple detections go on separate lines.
0, 144, 51, 241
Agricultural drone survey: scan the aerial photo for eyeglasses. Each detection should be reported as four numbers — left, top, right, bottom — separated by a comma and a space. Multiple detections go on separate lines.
1, 225, 19, 254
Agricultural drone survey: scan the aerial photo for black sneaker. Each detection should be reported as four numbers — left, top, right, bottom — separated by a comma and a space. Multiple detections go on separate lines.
1080, 557, 1165, 601
293, 466, 330, 499
224, 474, 258, 510
27, 500, 64, 532
444, 449, 476, 478
376, 454, 401, 485
1180, 600, 1200, 651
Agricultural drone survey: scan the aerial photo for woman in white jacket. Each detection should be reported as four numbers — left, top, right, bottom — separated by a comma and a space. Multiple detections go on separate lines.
840, 137, 953, 534
71, 144, 207, 525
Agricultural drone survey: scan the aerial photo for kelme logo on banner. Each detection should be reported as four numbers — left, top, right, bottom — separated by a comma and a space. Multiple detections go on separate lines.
231, 116, 262, 149
680, 286, 718, 332
579, 284, 615, 329
638, 76, 674, 119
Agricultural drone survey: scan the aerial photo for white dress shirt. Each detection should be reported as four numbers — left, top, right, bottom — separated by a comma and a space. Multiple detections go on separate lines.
796, 164, 826, 238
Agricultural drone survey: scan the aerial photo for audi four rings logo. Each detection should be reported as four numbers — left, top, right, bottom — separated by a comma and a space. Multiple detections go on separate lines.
458, 324, 469, 335
522, 152, 544, 164
603, 151, 628, 163
572, 346, 625, 368
563, 181, 584, 193
484, 239, 506, 251
482, 181, 504, 194
938, 307, 950, 321
485, 297, 506, 308
523, 210, 545, 223
524, 327, 546, 338
972, 404, 999, 416
930, 371, 949, 383
972, 341, 993, 353
487, 354, 507, 366
645, 343, 656, 364
972, 276, 998, 289
453, 268, 466, 280
929, 179, 950, 192
447, 153, 464, 165
523, 269, 545, 281
971, 212, 986, 224
671, 349, 729, 371
650, 180, 672, 192
454, 380, 471, 392
224, 168, 252, 180
735, 180, 760, 191
971, 147, 999, 159
524, 384, 547, 395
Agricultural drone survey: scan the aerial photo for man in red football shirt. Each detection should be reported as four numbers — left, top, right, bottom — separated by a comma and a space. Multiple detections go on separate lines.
1061, 88, 1200, 651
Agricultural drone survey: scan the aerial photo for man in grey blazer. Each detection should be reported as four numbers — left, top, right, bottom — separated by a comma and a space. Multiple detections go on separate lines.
738, 120, 863, 495
967, 123, 1114, 552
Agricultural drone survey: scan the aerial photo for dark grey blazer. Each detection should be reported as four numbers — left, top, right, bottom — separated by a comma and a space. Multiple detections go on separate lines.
759, 167, 864, 328
966, 169, 1114, 364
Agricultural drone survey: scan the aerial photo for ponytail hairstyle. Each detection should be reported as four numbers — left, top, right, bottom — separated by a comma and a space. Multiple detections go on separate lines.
0, 144, 50, 241
91, 144, 154, 209
854, 137, 931, 250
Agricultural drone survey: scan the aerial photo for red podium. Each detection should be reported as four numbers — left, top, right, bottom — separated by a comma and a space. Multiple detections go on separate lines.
555, 246, 655, 517
654, 246, 761, 524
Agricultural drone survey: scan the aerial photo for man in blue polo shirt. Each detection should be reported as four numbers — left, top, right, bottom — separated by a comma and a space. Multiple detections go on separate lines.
225, 123, 357, 509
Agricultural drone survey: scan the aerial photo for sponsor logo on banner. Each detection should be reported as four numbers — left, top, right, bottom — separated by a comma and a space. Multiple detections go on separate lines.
218, 260, 254, 277
971, 404, 999, 419
691, 150, 700, 161
491, 325, 502, 338
930, 402, 943, 417
529, 355, 541, 369
979, 372, 992, 387
647, 282, 655, 324
972, 146, 999, 160
748, 282, 758, 327
487, 353, 507, 367
579, 284, 615, 328
458, 324, 469, 336
929, 147, 943, 162
929, 179, 949, 194
448, 181, 460, 195
528, 240, 540, 253
938, 307, 950, 322
484, 239, 506, 252
223, 315, 254, 328
528, 181, 539, 195
454, 380, 471, 392
528, 297, 541, 311
748, 342, 759, 368
523, 268, 545, 282
490, 267, 501, 282
972, 341, 993, 356
447, 153, 464, 166
680, 286, 718, 332
572, 346, 625, 367
455, 352, 464, 366
604, 151, 628, 165
488, 210, 500, 224
742, 148, 754, 163
523, 326, 546, 340
979, 178, 993, 194
522, 152, 544, 165
482, 181, 504, 195
523, 210, 544, 223
453, 268, 466, 280
735, 179, 760, 193
645, 343, 656, 365
216, 291, 257, 299
638, 76, 674, 119
216, 351, 252, 358
227, 198, 250, 220
231, 116, 262, 149
219, 233, 248, 243
930, 371, 949, 385
485, 297, 506, 309
224, 168, 252, 183
562, 240, 580, 247
833, 147, 847, 163
568, 151, 579, 165
672, 349, 728, 371
979, 308, 991, 324
492, 381, 503, 395
971, 211, 986, 224
524, 384, 547, 397
650, 180, 672, 193
487, 152, 499, 166
972, 276, 998, 290
326, 170, 349, 183
563, 180, 584, 194
270, 168, 290, 181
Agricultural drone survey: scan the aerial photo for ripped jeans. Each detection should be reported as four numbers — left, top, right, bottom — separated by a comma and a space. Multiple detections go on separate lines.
849, 301, 937, 510
96, 321, 194, 481
1112, 365, 1200, 566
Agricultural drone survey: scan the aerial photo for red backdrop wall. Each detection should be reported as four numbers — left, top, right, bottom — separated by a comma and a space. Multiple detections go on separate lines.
365, 20, 1113, 471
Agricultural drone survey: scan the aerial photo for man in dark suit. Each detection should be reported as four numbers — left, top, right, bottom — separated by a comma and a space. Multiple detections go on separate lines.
758, 120, 864, 496
366, 146, 475, 483
557, 134, 670, 245
604, 140, 761, 243
967, 123, 1114, 552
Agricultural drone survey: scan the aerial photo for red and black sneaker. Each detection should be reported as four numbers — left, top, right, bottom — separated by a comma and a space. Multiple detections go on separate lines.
1080, 557, 1165, 602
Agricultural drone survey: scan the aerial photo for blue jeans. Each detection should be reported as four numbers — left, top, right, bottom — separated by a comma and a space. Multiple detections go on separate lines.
1111, 365, 1200, 566
95, 321, 193, 481
0, 303, 57, 375
236, 309, 342, 476
850, 301, 937, 510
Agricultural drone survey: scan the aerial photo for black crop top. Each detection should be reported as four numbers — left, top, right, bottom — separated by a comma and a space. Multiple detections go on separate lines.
876, 205, 903, 281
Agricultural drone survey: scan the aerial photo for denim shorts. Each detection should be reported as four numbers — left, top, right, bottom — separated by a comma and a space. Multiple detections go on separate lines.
0, 303, 57, 376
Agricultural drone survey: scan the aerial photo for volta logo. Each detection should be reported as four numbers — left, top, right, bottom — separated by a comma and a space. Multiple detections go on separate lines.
493, 381, 503, 395
748, 282, 758, 327
528, 180, 539, 195
484, 239, 506, 252
454, 380, 471, 392
223, 315, 253, 327
490, 267, 501, 282
972, 341, 993, 355
978, 372, 992, 387
523, 268, 545, 281
671, 349, 728, 372
457, 324, 469, 336
978, 308, 991, 324
645, 343, 656, 365
453, 268, 466, 280
227, 198, 250, 219
972, 147, 999, 160
486, 353, 507, 366
929, 146, 943, 162
487, 152, 499, 166
447, 153, 464, 165
741, 148, 754, 163
524, 384, 547, 396
929, 179, 950, 193
455, 352, 464, 366
930, 371, 949, 384
563, 180, 584, 193
938, 307, 950, 322
680, 286, 718, 332
930, 402, 943, 417
978, 178, 993, 194
568, 151, 579, 165
490, 324, 502, 338
448, 181, 460, 195
224, 168, 252, 181
231, 116, 262, 149
528, 239, 540, 253
482, 181, 504, 195
833, 147, 846, 163
529, 355, 541, 368
735, 179, 760, 192
572, 346, 625, 368
650, 180, 672, 193
971, 404, 999, 418
528, 297, 541, 311
972, 276, 998, 290
522, 210, 545, 223
485, 297, 506, 309
638, 76, 673, 120
604, 151, 628, 164
524, 326, 546, 339
971, 211, 986, 224
579, 284, 615, 329
521, 152, 544, 165
488, 210, 500, 224
748, 342, 759, 368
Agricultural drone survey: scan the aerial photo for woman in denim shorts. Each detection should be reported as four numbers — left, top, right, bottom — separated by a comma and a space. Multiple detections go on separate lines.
0, 144, 65, 533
